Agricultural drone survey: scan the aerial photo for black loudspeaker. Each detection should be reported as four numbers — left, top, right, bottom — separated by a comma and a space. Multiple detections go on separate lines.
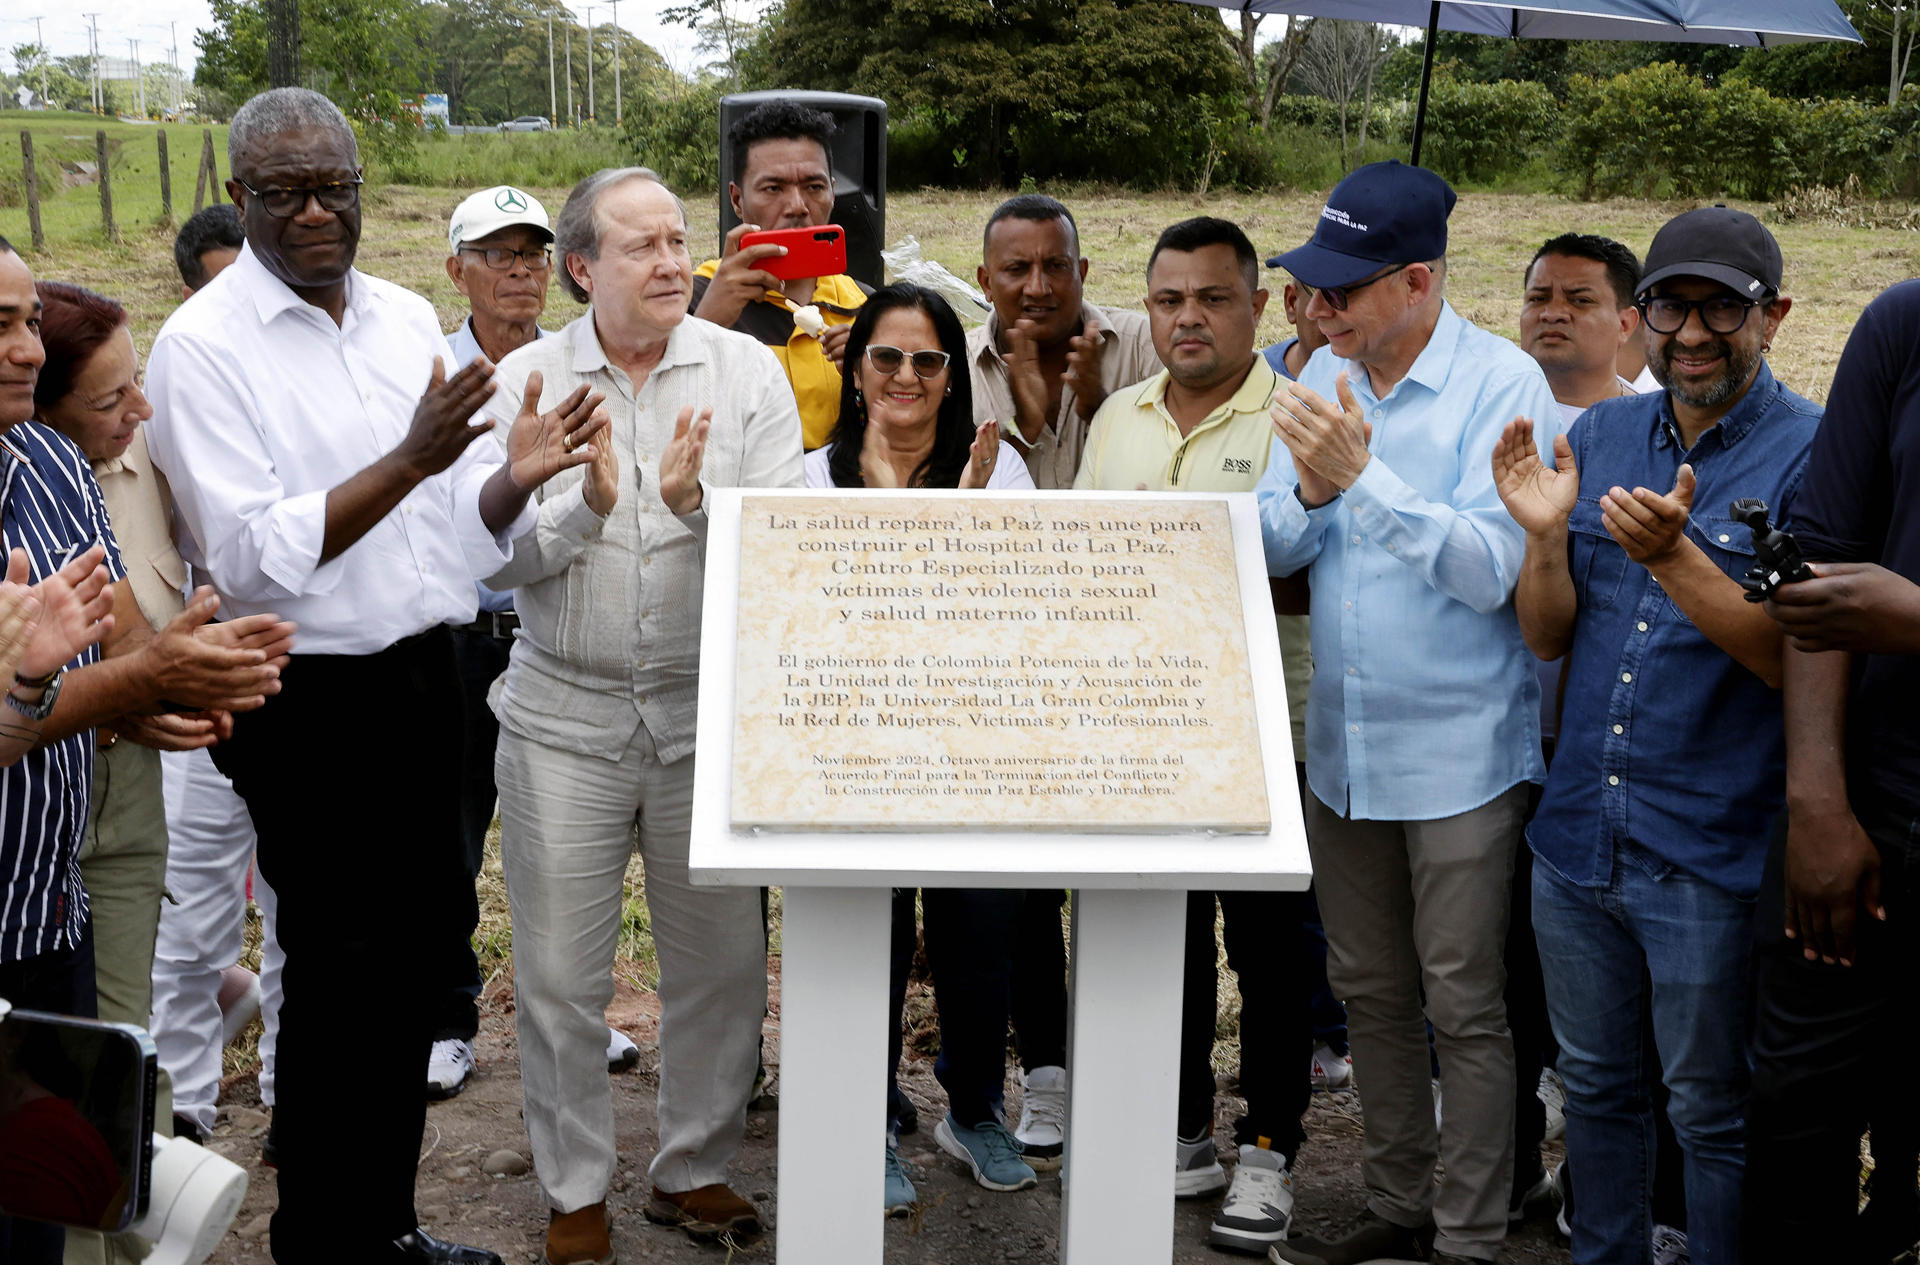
718, 90, 887, 290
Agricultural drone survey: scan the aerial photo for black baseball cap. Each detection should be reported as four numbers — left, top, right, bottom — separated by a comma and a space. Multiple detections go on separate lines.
1636, 204, 1783, 300
1267, 160, 1457, 288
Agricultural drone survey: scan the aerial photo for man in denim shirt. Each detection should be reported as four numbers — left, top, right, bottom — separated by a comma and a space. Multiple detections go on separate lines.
1260, 161, 1560, 1265
1746, 279, 1920, 1261
1492, 206, 1819, 1265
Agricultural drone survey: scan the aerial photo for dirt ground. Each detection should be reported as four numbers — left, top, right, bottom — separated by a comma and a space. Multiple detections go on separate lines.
199, 964, 1572, 1265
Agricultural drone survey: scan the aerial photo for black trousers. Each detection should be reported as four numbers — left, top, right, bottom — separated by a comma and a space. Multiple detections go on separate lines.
1011, 888, 1069, 1072
432, 627, 511, 1044
0, 935, 96, 1264
212, 630, 469, 1264
1744, 795, 1920, 1264
1178, 888, 1312, 1161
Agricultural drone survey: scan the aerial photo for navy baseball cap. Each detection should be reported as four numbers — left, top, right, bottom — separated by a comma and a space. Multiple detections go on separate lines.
1636, 204, 1782, 300
1268, 161, 1457, 289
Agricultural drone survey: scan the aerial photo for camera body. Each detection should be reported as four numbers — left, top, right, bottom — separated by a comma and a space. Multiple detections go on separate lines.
1730, 498, 1815, 602
0, 999, 247, 1264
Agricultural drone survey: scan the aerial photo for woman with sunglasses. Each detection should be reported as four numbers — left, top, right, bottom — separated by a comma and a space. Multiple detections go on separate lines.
803, 285, 1035, 1217
809, 283, 1032, 493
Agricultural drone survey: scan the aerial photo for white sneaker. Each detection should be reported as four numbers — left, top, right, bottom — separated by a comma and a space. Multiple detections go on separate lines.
426, 1038, 473, 1100
1309, 1045, 1353, 1091
219, 969, 262, 1046
607, 1027, 640, 1072
1539, 1067, 1567, 1142
1014, 1065, 1066, 1171
1174, 1129, 1227, 1199
1208, 1144, 1293, 1254
1652, 1223, 1690, 1265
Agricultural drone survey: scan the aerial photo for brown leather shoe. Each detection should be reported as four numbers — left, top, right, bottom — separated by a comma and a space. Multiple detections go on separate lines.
643, 1184, 762, 1243
543, 1202, 613, 1265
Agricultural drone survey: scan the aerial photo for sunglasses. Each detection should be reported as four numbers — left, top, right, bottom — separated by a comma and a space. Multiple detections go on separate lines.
236, 177, 364, 219
863, 345, 951, 378
1635, 293, 1765, 336
1319, 263, 1410, 312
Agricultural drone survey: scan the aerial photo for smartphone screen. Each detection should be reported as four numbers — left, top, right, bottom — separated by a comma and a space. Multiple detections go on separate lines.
0, 1009, 156, 1231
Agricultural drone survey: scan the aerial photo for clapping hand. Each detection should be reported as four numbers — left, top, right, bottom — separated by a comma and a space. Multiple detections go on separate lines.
1003, 320, 1051, 444
1492, 418, 1579, 538
1064, 329, 1108, 421
960, 420, 1001, 490
1271, 373, 1372, 508
1600, 465, 1695, 568
396, 357, 499, 480
506, 371, 608, 494
660, 405, 713, 515
0, 566, 41, 687
859, 421, 901, 489
144, 588, 287, 713
17, 544, 114, 681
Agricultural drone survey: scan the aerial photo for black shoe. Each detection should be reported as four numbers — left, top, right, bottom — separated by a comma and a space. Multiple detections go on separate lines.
895, 1094, 919, 1136
393, 1228, 504, 1264
171, 1114, 203, 1145
1269, 1210, 1434, 1265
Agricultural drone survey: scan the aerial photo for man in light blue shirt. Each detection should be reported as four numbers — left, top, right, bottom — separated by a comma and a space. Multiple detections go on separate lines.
1261, 161, 1559, 1265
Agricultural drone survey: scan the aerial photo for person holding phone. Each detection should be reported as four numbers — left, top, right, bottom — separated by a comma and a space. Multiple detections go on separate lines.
690, 100, 870, 451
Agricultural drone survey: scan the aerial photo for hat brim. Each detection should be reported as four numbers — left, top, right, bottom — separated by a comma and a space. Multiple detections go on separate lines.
1271, 241, 1400, 291
1636, 260, 1774, 301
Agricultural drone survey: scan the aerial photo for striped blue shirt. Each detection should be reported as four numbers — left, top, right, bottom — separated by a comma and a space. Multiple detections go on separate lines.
0, 423, 125, 963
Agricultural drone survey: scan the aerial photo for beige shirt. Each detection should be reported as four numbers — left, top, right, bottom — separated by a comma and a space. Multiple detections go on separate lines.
93, 428, 187, 629
966, 303, 1161, 490
482, 313, 805, 764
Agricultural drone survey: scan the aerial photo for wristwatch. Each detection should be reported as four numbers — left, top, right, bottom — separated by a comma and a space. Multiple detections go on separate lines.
6, 668, 64, 722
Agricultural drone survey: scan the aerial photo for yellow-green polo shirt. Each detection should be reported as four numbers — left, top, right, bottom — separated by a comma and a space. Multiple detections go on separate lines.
1073, 359, 1280, 492
1072, 357, 1312, 752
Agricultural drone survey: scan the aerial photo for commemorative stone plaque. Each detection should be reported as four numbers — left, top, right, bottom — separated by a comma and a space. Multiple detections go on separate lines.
729, 493, 1270, 833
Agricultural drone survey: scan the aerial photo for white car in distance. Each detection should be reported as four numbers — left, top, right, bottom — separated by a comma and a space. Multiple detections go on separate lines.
499, 116, 554, 132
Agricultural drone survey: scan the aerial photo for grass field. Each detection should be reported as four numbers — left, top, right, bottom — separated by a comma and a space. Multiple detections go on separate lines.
2, 112, 233, 246
5, 159, 1917, 400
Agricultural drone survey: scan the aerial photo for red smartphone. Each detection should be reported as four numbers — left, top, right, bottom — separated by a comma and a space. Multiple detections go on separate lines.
739, 225, 847, 282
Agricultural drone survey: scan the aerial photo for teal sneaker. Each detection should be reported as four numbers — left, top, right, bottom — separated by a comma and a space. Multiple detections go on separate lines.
934, 1114, 1037, 1192
884, 1145, 917, 1217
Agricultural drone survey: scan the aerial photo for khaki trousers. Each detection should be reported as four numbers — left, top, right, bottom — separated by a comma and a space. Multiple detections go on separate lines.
1305, 783, 1529, 1262
497, 724, 766, 1211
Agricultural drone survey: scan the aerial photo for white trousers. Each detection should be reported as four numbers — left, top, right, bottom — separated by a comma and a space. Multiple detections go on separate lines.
152, 747, 284, 1132
496, 724, 765, 1211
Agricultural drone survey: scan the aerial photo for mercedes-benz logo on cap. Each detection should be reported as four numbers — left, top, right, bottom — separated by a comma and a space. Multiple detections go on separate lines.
496, 188, 528, 213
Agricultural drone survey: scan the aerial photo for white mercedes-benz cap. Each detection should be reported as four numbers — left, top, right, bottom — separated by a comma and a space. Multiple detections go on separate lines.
448, 185, 553, 254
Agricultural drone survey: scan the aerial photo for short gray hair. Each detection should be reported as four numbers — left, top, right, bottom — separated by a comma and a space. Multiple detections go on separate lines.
554, 167, 687, 304
229, 87, 358, 177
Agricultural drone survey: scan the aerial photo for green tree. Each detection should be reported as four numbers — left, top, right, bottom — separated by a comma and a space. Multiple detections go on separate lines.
195, 0, 434, 120
760, 0, 1240, 187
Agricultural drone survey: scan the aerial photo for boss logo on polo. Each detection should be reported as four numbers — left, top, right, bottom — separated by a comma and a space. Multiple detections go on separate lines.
1222, 457, 1253, 474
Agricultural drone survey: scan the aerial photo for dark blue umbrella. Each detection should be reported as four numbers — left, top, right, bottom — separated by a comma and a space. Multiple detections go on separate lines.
1168, 0, 1862, 164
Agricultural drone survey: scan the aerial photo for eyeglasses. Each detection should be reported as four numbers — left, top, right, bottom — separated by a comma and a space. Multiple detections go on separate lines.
1636, 293, 1765, 335
1319, 263, 1410, 312
863, 345, 951, 379
236, 177, 364, 219
460, 245, 553, 272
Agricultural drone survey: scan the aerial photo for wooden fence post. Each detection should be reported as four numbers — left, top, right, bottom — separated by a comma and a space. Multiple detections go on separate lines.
96, 130, 117, 242
204, 130, 221, 204
20, 132, 44, 252
158, 129, 173, 223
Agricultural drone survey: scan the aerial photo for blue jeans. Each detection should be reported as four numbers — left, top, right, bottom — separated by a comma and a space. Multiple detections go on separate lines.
1532, 843, 1752, 1265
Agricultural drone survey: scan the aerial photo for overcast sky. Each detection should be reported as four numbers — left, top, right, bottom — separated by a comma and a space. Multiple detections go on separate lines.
3, 0, 725, 83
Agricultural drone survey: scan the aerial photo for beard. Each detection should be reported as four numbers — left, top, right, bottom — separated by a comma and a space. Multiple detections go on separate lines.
1651, 335, 1763, 411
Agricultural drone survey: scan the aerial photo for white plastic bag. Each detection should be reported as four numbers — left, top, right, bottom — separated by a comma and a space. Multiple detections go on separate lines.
881, 235, 990, 320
